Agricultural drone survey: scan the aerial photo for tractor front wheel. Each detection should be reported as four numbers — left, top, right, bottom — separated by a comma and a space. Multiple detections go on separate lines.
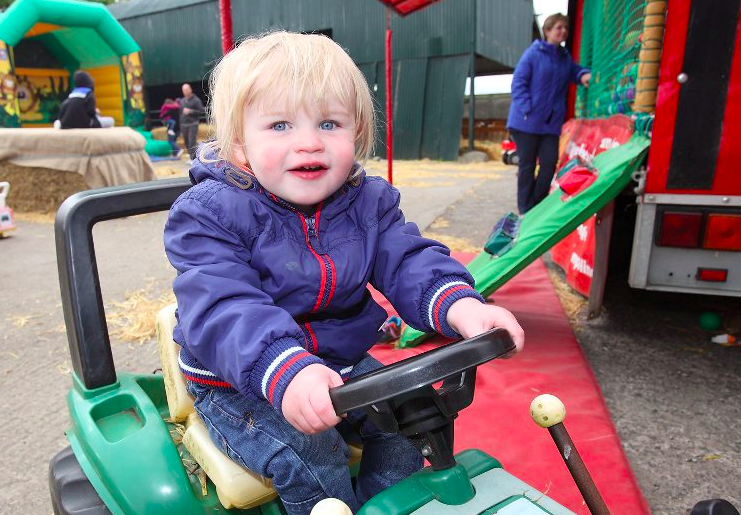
49, 446, 112, 515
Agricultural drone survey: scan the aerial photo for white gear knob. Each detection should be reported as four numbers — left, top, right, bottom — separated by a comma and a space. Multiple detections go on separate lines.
310, 498, 354, 515
530, 394, 566, 428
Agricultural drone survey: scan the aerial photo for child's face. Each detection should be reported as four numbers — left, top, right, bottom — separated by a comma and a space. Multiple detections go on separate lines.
235, 95, 357, 210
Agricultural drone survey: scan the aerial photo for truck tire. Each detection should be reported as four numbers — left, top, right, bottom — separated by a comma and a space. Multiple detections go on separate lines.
49, 446, 112, 515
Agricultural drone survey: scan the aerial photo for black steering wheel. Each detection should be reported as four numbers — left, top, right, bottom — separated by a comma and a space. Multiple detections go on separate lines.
329, 328, 515, 470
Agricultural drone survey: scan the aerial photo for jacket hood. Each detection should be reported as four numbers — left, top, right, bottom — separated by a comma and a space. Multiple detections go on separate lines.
73, 70, 94, 89
187, 145, 234, 185
188, 144, 365, 218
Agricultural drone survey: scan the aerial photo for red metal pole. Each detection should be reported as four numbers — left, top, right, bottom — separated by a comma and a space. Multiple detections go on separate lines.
219, 0, 233, 55
385, 8, 393, 185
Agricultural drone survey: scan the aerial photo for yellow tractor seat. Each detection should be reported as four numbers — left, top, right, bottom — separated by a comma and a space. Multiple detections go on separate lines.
156, 303, 362, 510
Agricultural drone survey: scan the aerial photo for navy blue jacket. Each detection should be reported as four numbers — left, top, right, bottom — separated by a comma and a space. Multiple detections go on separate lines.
58, 87, 101, 129
506, 40, 589, 135
164, 151, 483, 413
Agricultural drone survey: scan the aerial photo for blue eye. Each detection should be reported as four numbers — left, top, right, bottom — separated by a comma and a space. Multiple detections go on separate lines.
320, 120, 336, 130
272, 122, 287, 131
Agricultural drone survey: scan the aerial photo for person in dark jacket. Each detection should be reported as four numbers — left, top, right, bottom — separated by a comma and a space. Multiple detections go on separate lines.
57, 70, 102, 129
507, 13, 591, 214
164, 32, 524, 515
178, 83, 204, 161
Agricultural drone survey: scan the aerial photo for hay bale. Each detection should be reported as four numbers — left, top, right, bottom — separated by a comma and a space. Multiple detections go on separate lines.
197, 124, 213, 142
0, 162, 89, 213
152, 124, 213, 143
151, 126, 168, 141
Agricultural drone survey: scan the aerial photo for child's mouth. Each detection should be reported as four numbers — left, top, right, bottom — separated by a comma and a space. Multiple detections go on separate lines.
289, 165, 328, 179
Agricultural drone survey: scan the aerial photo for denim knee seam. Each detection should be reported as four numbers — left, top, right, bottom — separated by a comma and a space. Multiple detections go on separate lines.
265, 444, 339, 505
195, 406, 251, 469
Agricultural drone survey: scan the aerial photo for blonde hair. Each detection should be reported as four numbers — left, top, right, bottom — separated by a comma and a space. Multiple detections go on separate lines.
203, 31, 375, 172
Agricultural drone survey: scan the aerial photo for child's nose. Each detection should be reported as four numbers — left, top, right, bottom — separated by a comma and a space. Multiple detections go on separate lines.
294, 128, 324, 152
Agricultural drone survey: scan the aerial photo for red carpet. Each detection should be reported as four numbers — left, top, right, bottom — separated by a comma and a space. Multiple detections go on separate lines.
369, 255, 650, 515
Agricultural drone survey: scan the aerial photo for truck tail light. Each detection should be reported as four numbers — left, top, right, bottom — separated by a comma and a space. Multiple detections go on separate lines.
696, 268, 728, 282
658, 211, 702, 248
702, 214, 741, 251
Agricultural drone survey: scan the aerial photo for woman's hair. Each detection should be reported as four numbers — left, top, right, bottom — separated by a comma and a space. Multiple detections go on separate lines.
163, 98, 174, 104
204, 31, 375, 170
542, 13, 569, 34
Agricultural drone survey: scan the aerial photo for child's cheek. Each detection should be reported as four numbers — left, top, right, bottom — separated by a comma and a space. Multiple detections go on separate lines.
248, 140, 283, 173
257, 147, 285, 173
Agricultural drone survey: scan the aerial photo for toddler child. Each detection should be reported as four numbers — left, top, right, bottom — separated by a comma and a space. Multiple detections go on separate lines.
159, 98, 183, 157
164, 31, 524, 515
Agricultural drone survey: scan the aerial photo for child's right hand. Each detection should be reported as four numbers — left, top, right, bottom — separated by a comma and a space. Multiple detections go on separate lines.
282, 364, 343, 434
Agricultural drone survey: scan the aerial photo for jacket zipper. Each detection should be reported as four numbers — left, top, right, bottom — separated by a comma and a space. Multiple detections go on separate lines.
266, 193, 336, 316
300, 209, 335, 313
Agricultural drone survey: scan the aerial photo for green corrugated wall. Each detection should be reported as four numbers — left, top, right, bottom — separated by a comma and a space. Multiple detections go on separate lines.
476, 0, 535, 72
110, 0, 533, 160
109, 1, 222, 86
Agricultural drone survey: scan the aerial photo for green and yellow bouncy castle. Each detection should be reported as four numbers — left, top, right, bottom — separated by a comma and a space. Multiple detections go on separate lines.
0, 0, 146, 128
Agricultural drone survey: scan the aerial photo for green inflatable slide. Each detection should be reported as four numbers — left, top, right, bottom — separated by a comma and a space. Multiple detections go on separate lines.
399, 134, 651, 348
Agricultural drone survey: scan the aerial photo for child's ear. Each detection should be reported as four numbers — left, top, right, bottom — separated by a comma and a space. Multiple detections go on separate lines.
232, 141, 247, 164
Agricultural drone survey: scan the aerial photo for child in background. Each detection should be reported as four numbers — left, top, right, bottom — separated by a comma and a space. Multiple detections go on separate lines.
57, 70, 114, 129
164, 31, 524, 515
159, 98, 183, 158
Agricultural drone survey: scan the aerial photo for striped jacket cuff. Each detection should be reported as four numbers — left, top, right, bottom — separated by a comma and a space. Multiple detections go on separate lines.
250, 337, 323, 412
179, 347, 236, 391
420, 276, 485, 337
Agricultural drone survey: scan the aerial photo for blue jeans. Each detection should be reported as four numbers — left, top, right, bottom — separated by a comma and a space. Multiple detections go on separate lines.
187, 354, 423, 515
164, 119, 181, 155
510, 130, 560, 214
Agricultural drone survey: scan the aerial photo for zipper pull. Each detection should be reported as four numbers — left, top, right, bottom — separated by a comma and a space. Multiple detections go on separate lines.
306, 216, 316, 238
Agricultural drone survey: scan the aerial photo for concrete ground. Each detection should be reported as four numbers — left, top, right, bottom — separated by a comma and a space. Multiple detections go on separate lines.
1, 158, 739, 515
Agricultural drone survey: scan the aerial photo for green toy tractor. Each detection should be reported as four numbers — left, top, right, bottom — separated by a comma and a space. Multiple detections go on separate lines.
48, 179, 739, 515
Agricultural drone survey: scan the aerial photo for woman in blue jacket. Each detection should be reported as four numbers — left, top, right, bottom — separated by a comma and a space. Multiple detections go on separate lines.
507, 13, 590, 214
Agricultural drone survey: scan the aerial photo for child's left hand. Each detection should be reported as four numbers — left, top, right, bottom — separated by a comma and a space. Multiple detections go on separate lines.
446, 297, 525, 356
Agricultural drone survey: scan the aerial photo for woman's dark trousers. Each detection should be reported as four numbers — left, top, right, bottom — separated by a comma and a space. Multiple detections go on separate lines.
510, 130, 560, 214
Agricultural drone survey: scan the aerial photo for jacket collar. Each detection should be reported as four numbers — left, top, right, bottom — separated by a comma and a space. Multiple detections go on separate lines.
261, 168, 365, 220
533, 39, 569, 58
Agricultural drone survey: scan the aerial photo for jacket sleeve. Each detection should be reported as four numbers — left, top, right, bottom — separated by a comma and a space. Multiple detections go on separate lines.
86, 94, 101, 128
369, 181, 484, 337
58, 99, 69, 125
164, 193, 323, 412
570, 60, 590, 84
511, 51, 534, 116
191, 96, 205, 114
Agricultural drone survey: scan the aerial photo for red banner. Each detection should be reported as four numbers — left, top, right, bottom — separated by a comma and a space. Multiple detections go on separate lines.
551, 116, 634, 296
